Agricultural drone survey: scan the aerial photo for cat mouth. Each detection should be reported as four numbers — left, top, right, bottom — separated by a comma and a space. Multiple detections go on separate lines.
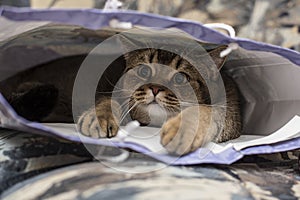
146, 102, 168, 126
148, 100, 163, 108
132, 100, 177, 126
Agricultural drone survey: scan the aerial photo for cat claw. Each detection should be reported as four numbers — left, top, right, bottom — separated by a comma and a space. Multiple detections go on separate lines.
107, 125, 115, 138
78, 109, 119, 139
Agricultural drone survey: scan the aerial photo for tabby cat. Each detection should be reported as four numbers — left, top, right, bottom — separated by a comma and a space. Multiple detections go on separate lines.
78, 46, 242, 155
0, 31, 241, 155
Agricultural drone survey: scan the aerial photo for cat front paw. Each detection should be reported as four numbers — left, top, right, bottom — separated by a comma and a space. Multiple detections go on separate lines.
160, 107, 216, 155
78, 108, 119, 139
160, 115, 196, 155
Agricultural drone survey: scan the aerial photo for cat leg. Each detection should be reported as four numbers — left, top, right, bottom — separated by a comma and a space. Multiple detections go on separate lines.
9, 82, 59, 121
160, 105, 240, 155
78, 97, 121, 138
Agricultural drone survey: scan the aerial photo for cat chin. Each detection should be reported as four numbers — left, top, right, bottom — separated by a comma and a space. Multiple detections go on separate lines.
132, 103, 169, 127
146, 103, 168, 127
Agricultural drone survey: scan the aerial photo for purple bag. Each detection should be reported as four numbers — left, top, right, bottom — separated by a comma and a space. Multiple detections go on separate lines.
0, 7, 300, 165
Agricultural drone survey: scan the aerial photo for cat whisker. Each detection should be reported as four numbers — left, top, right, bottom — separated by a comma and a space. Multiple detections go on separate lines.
119, 99, 131, 110
95, 92, 132, 100
96, 90, 131, 96
96, 91, 113, 94
113, 94, 132, 98
119, 99, 137, 116
178, 102, 199, 106
103, 75, 133, 92
165, 106, 180, 114
112, 87, 133, 93
96, 89, 129, 93
111, 96, 132, 101
179, 101, 228, 108
119, 101, 138, 125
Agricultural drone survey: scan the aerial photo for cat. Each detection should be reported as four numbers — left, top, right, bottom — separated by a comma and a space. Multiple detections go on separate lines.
78, 46, 242, 155
0, 28, 242, 155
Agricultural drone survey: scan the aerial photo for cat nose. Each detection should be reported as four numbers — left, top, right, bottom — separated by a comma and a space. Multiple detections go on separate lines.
150, 86, 163, 96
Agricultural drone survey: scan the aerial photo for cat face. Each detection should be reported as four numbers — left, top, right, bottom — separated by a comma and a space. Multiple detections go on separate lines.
117, 48, 225, 126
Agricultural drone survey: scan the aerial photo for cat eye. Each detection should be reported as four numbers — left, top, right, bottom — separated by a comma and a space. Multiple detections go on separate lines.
137, 64, 152, 78
172, 72, 189, 85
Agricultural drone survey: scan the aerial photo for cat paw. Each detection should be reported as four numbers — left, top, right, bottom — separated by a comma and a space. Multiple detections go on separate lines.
160, 115, 195, 155
160, 107, 215, 155
10, 84, 58, 121
78, 108, 119, 139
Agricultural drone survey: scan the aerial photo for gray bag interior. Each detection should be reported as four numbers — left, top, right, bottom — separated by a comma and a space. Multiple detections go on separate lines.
0, 17, 300, 138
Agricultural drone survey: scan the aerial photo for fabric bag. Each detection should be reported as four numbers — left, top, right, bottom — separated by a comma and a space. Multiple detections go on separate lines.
0, 7, 299, 165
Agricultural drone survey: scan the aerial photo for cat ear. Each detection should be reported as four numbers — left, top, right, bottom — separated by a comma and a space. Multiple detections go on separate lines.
208, 45, 227, 70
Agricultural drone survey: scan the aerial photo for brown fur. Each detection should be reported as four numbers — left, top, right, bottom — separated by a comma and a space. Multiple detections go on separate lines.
79, 46, 242, 155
